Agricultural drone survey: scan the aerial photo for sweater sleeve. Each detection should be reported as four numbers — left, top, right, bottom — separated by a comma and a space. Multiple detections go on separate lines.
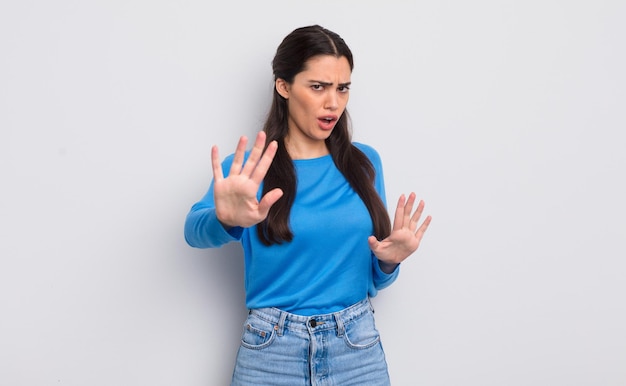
354, 143, 401, 290
184, 154, 244, 248
372, 254, 400, 290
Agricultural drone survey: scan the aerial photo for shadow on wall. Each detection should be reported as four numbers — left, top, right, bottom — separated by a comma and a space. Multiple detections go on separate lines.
204, 242, 247, 306
188, 241, 247, 383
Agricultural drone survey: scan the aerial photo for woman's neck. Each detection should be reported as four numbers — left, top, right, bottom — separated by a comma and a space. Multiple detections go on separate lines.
284, 135, 329, 160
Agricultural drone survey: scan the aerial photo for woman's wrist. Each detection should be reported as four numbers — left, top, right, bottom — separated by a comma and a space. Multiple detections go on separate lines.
378, 260, 399, 274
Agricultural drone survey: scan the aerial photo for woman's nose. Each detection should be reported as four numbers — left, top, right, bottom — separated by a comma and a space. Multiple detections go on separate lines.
325, 92, 338, 110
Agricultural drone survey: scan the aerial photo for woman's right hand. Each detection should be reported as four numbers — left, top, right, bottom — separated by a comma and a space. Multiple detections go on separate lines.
211, 131, 283, 229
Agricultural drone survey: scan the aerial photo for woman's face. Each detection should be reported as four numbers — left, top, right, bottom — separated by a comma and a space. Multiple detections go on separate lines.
276, 55, 351, 158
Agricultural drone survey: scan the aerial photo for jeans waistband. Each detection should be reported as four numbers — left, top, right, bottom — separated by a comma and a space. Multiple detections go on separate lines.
249, 298, 373, 337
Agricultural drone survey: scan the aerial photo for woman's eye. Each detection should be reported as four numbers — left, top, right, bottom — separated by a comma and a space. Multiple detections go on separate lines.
338, 86, 350, 93
311, 84, 323, 91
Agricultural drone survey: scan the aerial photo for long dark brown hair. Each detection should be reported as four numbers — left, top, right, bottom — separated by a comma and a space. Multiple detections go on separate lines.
257, 25, 391, 245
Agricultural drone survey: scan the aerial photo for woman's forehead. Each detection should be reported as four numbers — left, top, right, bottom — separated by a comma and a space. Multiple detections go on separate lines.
299, 55, 352, 81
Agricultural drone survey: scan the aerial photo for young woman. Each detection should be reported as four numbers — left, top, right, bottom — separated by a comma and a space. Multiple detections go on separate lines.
184, 25, 431, 386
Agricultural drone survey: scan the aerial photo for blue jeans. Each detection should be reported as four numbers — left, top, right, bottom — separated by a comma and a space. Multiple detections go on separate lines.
231, 298, 391, 386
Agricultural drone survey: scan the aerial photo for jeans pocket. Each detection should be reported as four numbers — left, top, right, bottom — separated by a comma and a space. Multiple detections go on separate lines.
342, 311, 381, 350
240, 314, 277, 350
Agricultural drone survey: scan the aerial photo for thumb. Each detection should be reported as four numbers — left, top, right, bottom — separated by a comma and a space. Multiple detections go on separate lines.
258, 188, 284, 215
368, 235, 379, 251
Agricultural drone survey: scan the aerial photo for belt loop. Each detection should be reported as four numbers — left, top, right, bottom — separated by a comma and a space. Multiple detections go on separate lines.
333, 312, 345, 337
276, 311, 287, 337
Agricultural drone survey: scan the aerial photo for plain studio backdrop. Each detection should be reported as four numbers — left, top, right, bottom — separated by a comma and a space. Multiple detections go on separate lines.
1, 1, 625, 385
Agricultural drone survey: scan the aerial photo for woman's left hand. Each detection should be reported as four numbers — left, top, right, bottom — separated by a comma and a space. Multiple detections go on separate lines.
368, 192, 432, 274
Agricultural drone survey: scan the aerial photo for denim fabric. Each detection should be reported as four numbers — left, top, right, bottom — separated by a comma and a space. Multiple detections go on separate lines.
231, 298, 391, 386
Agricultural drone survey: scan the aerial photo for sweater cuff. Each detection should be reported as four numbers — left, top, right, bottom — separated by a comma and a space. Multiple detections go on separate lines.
209, 210, 244, 242
185, 207, 243, 248
372, 257, 400, 290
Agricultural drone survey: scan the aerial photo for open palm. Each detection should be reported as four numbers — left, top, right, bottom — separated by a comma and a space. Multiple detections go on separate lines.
212, 131, 283, 229
368, 193, 431, 273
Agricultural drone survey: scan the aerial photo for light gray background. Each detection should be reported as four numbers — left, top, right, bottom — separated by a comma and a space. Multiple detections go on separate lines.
1, 1, 625, 385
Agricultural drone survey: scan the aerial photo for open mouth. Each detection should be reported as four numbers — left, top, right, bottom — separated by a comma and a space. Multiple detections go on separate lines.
318, 117, 336, 130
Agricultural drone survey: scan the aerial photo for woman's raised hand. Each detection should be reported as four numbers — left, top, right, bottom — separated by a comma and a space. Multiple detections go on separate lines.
211, 131, 283, 229
368, 192, 432, 273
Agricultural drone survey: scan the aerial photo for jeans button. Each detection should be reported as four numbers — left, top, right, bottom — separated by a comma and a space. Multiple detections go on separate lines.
309, 319, 317, 328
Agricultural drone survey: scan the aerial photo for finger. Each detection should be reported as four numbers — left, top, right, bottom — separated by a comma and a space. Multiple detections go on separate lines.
258, 187, 284, 216
409, 199, 425, 231
241, 131, 267, 177
403, 192, 417, 227
367, 235, 380, 252
211, 145, 224, 182
392, 194, 406, 230
229, 135, 249, 176
250, 140, 278, 184
415, 215, 432, 240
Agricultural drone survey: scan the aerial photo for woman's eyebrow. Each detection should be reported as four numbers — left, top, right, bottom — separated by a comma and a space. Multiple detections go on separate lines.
308, 80, 352, 87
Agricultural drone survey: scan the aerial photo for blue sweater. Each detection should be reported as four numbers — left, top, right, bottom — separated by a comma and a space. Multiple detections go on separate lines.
184, 142, 399, 316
